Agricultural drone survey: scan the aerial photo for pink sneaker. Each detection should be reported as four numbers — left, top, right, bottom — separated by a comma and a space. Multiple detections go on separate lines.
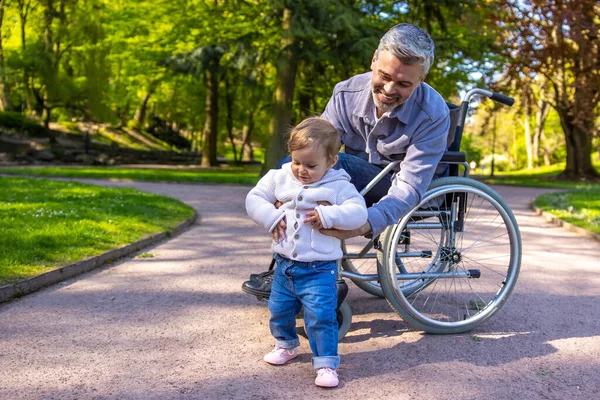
263, 347, 298, 365
315, 368, 339, 388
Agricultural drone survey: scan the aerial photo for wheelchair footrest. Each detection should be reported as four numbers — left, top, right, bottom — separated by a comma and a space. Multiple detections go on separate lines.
468, 269, 481, 278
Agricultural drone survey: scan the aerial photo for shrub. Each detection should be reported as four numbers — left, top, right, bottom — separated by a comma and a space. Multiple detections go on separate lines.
0, 112, 48, 137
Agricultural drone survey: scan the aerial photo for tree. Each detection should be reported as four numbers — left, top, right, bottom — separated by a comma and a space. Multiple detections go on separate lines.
500, 0, 600, 180
0, 0, 12, 110
261, 0, 382, 173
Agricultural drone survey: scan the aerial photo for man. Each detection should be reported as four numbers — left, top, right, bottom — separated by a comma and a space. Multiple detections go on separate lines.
243, 23, 450, 294
320, 22, 450, 240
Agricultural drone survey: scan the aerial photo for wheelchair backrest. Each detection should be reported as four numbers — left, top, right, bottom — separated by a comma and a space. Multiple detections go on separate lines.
446, 103, 463, 152
444, 102, 469, 177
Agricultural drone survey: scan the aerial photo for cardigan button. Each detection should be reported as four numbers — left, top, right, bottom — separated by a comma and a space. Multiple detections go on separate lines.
294, 234, 299, 239
303, 185, 308, 189
298, 196, 303, 201
292, 252, 297, 258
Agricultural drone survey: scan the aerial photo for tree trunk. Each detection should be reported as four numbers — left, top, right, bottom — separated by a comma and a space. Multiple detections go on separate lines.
17, 0, 34, 113
224, 73, 238, 163
533, 99, 549, 167
261, 7, 298, 175
241, 113, 255, 162
523, 105, 533, 170
556, 107, 599, 180
519, 86, 535, 170
134, 82, 158, 129
0, 0, 12, 111
201, 67, 219, 167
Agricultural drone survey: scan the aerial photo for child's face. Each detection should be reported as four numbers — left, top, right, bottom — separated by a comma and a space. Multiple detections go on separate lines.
290, 145, 337, 185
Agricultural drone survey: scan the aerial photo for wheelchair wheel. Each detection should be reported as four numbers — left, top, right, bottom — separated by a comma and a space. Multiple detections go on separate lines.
295, 300, 353, 340
378, 177, 521, 334
341, 237, 384, 298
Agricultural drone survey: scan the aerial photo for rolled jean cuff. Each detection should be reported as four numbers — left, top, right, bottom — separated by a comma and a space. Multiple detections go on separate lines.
275, 338, 300, 349
312, 355, 340, 370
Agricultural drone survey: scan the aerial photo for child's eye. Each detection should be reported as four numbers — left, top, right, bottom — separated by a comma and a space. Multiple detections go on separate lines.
307, 165, 316, 168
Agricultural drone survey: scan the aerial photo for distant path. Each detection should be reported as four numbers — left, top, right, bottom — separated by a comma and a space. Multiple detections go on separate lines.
1, 181, 599, 400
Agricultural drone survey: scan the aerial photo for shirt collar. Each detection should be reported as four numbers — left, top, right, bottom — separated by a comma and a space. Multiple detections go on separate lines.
358, 76, 375, 126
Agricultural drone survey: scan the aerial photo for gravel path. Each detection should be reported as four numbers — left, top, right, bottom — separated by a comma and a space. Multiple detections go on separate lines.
1, 181, 599, 400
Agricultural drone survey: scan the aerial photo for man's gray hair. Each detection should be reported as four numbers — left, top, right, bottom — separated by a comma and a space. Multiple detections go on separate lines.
376, 23, 435, 78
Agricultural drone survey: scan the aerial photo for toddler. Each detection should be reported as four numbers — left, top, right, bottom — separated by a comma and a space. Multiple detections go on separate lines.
245, 117, 367, 388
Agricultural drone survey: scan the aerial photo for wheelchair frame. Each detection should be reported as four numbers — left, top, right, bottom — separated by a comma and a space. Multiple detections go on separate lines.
338, 88, 521, 335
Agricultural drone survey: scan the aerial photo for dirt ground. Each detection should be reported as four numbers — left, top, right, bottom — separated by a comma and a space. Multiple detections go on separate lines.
0, 180, 599, 400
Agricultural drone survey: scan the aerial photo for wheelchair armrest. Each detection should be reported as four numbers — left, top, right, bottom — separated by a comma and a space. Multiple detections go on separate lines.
387, 151, 466, 163
440, 151, 466, 164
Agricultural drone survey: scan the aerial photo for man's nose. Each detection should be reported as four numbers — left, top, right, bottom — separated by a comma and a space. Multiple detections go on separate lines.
384, 81, 397, 95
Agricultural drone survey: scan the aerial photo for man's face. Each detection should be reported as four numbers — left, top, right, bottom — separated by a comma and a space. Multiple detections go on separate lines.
370, 50, 425, 117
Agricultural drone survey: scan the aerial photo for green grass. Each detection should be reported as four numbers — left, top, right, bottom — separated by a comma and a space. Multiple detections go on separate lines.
0, 165, 261, 185
478, 154, 600, 190
533, 189, 600, 234
477, 157, 600, 235
0, 176, 195, 286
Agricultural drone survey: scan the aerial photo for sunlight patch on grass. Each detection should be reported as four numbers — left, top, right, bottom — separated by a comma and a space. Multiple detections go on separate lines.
534, 188, 600, 234
0, 165, 261, 185
0, 176, 195, 286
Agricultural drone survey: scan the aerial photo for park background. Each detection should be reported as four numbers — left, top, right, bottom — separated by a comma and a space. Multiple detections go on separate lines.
0, 0, 598, 286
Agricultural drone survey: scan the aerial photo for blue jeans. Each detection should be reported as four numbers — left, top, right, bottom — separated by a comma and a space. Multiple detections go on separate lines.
278, 153, 392, 207
268, 254, 340, 370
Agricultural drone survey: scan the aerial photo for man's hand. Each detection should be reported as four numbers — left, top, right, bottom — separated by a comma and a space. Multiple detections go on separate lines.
271, 217, 287, 242
320, 221, 372, 240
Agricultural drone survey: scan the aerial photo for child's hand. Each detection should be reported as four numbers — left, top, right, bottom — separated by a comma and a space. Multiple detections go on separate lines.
305, 201, 330, 230
305, 210, 323, 230
272, 217, 287, 242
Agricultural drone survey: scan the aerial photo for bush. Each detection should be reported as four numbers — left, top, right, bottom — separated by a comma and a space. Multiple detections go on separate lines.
480, 154, 510, 172
0, 112, 48, 137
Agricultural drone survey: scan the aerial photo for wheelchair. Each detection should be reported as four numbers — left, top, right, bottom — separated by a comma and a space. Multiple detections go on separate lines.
243, 88, 521, 338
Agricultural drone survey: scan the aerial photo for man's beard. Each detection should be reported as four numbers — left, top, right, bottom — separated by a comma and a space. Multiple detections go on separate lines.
371, 87, 403, 113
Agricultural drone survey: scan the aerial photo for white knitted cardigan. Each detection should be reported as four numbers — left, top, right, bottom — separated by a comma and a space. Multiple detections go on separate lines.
245, 163, 367, 262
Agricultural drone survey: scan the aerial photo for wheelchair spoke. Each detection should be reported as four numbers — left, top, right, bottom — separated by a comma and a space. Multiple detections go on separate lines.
378, 177, 521, 334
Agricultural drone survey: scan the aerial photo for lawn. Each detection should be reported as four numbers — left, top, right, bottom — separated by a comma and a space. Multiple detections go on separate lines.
0, 159, 597, 287
0, 176, 195, 286
478, 158, 600, 235
0, 165, 261, 185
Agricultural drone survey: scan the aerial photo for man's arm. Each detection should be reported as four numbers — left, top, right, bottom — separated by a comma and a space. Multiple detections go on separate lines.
367, 112, 450, 237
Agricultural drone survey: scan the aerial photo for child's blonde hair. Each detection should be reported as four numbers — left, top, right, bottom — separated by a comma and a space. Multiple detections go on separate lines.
287, 117, 341, 163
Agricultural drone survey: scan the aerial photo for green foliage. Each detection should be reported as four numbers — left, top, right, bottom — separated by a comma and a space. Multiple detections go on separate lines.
0, 0, 528, 162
